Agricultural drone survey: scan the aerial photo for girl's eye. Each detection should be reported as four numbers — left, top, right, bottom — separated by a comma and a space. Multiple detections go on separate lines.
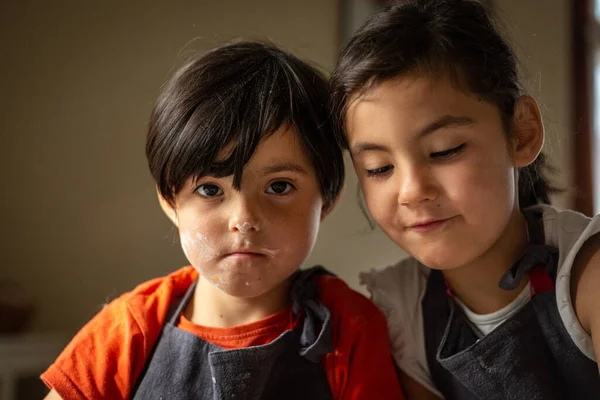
366, 165, 393, 177
431, 143, 466, 160
266, 181, 295, 195
196, 184, 223, 198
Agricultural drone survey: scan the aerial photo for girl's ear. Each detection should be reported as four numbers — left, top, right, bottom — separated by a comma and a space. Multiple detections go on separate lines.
511, 95, 544, 168
157, 189, 178, 227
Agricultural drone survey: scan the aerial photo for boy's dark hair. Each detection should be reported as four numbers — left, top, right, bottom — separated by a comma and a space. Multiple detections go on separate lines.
147, 41, 344, 207
330, 0, 556, 208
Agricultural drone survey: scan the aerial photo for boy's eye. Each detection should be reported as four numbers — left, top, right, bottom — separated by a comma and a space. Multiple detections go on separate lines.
266, 181, 295, 195
196, 184, 223, 198
430, 143, 466, 160
366, 165, 393, 177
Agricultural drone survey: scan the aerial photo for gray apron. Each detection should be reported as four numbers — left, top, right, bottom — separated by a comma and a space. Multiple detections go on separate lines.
423, 211, 600, 399
131, 266, 335, 400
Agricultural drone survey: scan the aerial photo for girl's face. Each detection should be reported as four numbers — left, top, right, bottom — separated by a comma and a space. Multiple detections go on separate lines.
161, 126, 328, 298
346, 74, 530, 270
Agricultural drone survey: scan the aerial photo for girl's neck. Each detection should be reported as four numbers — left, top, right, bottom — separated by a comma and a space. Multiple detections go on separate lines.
442, 209, 529, 315
184, 276, 293, 328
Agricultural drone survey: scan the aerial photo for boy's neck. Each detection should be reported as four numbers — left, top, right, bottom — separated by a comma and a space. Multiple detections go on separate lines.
442, 209, 529, 315
183, 275, 293, 328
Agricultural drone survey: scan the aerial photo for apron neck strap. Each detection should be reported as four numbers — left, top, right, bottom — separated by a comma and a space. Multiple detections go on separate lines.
499, 210, 558, 292
166, 278, 198, 326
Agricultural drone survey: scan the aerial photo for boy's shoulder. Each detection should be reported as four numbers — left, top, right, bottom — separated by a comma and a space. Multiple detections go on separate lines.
97, 265, 199, 356
123, 266, 198, 324
310, 270, 407, 398
41, 266, 198, 400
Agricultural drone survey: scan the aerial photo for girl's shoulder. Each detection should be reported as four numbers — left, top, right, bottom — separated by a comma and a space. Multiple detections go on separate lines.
359, 257, 430, 344
360, 257, 442, 397
360, 257, 430, 314
529, 204, 600, 252
530, 204, 600, 361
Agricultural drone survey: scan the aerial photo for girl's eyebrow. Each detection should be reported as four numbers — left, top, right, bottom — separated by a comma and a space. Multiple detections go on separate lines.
350, 115, 475, 157
418, 115, 475, 138
350, 142, 391, 157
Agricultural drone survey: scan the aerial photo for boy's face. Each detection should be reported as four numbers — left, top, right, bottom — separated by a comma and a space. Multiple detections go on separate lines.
163, 126, 327, 298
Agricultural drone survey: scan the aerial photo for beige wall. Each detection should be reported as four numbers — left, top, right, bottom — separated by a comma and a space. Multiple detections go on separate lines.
0, 0, 386, 333
493, 0, 573, 208
0, 0, 575, 335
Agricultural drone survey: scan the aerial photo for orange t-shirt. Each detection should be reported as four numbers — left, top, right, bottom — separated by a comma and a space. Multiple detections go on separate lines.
41, 267, 404, 399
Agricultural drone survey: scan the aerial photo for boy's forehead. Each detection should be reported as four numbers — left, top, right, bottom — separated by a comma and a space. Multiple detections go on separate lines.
211, 125, 315, 175
214, 141, 236, 163
244, 126, 311, 168
213, 123, 289, 162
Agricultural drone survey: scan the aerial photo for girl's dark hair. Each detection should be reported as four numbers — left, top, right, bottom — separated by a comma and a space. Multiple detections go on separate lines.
330, 0, 556, 208
147, 41, 344, 207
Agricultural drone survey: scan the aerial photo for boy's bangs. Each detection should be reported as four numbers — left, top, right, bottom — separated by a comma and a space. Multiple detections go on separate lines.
148, 41, 344, 206
169, 78, 294, 195
188, 118, 290, 189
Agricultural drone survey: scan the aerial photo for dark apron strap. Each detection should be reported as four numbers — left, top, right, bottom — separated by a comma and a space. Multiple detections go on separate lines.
423, 210, 561, 399
499, 210, 559, 291
289, 265, 335, 362
167, 278, 198, 325
131, 269, 334, 400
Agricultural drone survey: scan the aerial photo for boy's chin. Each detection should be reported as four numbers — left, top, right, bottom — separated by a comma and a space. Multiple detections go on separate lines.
210, 274, 294, 300
214, 281, 273, 299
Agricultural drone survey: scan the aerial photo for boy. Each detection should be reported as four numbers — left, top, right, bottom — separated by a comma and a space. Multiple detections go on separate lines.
42, 41, 404, 399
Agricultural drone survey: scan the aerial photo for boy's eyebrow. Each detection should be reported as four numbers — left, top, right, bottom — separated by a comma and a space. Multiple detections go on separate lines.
262, 163, 309, 175
350, 115, 475, 157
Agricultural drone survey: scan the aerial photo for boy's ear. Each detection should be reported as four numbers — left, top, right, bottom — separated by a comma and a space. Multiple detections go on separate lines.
320, 186, 344, 221
157, 189, 179, 227
511, 95, 544, 168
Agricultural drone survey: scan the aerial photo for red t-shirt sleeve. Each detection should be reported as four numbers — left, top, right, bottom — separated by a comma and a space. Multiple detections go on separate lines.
40, 269, 189, 400
318, 275, 405, 400
41, 296, 148, 399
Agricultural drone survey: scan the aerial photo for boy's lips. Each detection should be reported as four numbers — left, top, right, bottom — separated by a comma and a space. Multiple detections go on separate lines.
222, 246, 268, 259
217, 238, 280, 260
223, 251, 266, 260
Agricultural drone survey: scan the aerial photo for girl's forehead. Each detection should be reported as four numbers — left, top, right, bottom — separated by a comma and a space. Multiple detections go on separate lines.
348, 74, 494, 128
345, 76, 506, 151
349, 69, 478, 110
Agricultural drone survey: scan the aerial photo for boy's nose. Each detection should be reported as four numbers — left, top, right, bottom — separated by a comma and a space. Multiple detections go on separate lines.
233, 221, 258, 233
228, 197, 261, 233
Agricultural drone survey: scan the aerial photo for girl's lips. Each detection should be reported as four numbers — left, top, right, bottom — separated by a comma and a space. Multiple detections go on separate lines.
408, 216, 455, 233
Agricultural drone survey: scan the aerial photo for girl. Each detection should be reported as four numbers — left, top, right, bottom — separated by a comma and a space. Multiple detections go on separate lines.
331, 1, 600, 399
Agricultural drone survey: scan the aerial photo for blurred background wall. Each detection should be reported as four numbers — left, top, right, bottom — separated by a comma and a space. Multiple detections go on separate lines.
0, 0, 593, 338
